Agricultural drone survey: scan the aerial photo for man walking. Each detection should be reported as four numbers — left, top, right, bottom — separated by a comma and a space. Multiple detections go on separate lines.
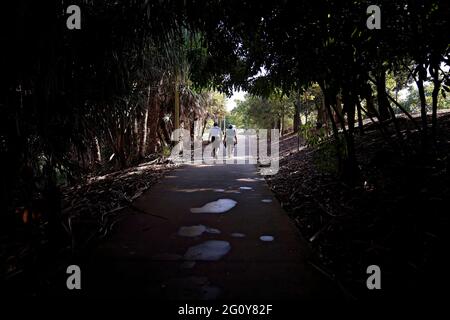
208, 122, 222, 158
224, 124, 237, 158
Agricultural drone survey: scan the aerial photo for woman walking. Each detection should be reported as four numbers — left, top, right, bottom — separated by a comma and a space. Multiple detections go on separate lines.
208, 122, 222, 158
224, 125, 237, 158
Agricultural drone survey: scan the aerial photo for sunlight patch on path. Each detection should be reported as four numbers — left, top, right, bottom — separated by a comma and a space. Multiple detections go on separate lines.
190, 199, 237, 213
205, 227, 221, 234
178, 225, 207, 237
231, 233, 246, 238
184, 240, 231, 261
236, 178, 258, 182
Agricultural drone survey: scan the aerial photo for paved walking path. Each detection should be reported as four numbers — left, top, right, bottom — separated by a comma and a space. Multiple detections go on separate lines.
85, 139, 342, 299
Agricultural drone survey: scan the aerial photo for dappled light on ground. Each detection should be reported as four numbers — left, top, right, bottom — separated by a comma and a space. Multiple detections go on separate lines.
190, 199, 237, 213
177, 225, 222, 237
184, 240, 231, 261
177, 225, 207, 237
236, 178, 258, 182
231, 233, 246, 238
260, 236, 275, 242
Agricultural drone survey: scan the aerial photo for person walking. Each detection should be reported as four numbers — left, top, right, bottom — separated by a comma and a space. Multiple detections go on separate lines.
224, 124, 237, 158
208, 122, 222, 158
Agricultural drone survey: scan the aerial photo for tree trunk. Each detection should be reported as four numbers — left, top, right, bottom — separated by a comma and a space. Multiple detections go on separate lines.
94, 137, 102, 162
375, 70, 391, 121
365, 87, 377, 117
147, 94, 161, 153
174, 73, 180, 130
140, 85, 151, 158
134, 116, 139, 160
160, 118, 172, 146
335, 94, 344, 128
416, 63, 428, 137
356, 98, 364, 135
201, 116, 208, 137
342, 89, 359, 183
293, 99, 301, 133
320, 83, 342, 170
430, 61, 441, 139
318, 94, 328, 134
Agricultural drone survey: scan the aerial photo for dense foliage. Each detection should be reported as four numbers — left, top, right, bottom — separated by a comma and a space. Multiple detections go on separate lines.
0, 1, 449, 287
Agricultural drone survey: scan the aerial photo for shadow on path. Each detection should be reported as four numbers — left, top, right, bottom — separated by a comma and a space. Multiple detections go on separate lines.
85, 163, 343, 300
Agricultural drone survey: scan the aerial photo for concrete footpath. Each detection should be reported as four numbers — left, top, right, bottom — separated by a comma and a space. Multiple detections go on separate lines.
84, 161, 342, 299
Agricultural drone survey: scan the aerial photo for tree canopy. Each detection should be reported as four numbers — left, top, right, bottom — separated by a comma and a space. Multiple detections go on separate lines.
1, 0, 449, 232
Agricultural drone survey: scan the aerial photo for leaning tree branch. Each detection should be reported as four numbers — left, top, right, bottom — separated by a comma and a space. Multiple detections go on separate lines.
368, 76, 421, 132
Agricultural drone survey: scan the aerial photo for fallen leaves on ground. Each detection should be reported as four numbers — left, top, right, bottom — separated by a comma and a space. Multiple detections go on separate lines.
267, 113, 450, 298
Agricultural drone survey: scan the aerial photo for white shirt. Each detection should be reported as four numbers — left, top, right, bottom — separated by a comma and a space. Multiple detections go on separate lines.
225, 128, 236, 140
209, 126, 222, 138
